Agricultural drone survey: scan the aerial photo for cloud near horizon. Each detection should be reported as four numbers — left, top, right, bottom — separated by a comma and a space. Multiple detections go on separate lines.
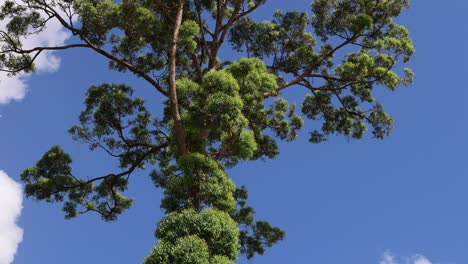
0, 170, 23, 264
380, 251, 433, 264
0, 0, 73, 105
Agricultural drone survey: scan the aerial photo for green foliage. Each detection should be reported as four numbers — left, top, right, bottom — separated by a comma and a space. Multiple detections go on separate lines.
20, 146, 133, 221
230, 11, 318, 72
3, 0, 414, 262
68, 83, 163, 169
179, 20, 201, 53
169, 58, 302, 166
144, 235, 210, 264
150, 209, 239, 262
158, 153, 236, 213
21, 146, 75, 203
230, 186, 286, 258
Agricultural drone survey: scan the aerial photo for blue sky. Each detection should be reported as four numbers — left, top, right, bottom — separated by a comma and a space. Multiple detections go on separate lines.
0, 0, 467, 263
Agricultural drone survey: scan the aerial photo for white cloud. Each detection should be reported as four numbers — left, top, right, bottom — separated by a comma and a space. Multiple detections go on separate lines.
413, 255, 432, 264
0, 0, 73, 104
0, 170, 23, 264
380, 251, 433, 264
381, 251, 397, 264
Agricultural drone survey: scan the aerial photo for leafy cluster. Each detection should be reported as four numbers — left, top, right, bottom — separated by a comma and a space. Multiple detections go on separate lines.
1, 0, 414, 262
145, 209, 239, 263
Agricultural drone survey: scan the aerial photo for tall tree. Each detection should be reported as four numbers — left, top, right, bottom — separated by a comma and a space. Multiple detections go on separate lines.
1, 0, 414, 262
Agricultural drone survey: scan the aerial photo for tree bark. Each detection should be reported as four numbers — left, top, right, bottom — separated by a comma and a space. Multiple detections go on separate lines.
168, 0, 188, 156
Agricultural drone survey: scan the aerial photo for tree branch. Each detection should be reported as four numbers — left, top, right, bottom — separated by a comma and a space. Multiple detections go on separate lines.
8, 2, 169, 96
264, 33, 361, 98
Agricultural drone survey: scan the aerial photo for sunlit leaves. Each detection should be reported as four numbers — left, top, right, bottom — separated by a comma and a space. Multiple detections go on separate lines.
74, 0, 119, 46
179, 20, 200, 53
147, 209, 239, 262
159, 153, 236, 213
144, 235, 210, 264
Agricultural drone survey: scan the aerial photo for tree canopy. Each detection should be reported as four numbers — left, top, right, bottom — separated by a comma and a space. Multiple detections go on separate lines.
1, 0, 414, 262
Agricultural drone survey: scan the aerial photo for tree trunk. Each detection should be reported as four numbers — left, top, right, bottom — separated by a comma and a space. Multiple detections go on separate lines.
167, 0, 187, 156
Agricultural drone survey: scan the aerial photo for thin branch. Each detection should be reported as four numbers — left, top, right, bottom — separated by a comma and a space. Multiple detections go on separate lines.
1, 43, 89, 54
80, 141, 169, 185
264, 33, 362, 98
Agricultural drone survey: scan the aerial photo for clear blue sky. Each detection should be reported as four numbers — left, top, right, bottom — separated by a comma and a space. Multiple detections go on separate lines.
1, 0, 467, 263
